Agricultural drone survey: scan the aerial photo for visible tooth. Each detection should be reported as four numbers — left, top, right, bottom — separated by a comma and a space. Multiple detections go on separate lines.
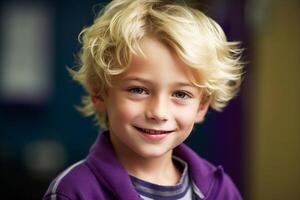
144, 129, 151, 134
140, 128, 167, 135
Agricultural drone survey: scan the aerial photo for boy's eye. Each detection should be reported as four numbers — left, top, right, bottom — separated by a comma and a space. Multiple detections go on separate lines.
173, 91, 190, 99
128, 87, 148, 95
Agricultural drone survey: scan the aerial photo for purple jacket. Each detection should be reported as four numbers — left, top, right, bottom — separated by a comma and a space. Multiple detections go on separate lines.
43, 132, 242, 200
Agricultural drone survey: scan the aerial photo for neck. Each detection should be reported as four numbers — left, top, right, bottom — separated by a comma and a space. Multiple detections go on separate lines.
128, 152, 181, 185
110, 135, 181, 185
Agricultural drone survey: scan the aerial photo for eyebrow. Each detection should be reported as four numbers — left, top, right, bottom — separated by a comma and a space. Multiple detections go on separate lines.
121, 76, 196, 88
122, 77, 152, 84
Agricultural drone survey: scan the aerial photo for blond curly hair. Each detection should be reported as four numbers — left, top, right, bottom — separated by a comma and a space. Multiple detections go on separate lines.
69, 0, 244, 129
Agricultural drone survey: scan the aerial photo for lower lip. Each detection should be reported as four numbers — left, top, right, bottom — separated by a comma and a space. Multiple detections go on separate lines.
135, 128, 172, 142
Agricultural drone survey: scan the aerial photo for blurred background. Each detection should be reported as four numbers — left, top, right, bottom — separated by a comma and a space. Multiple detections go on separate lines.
0, 0, 299, 199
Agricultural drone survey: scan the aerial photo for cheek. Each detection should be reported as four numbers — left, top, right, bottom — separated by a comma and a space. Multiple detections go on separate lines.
174, 105, 199, 127
109, 100, 143, 123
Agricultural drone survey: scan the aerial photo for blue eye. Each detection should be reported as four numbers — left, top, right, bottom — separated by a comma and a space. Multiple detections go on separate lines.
128, 87, 147, 95
173, 91, 189, 99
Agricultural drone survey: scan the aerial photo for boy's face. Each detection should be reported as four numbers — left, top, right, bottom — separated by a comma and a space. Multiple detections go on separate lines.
95, 36, 210, 160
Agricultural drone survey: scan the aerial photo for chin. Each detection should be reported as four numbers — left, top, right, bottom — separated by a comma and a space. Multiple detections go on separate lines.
136, 147, 172, 159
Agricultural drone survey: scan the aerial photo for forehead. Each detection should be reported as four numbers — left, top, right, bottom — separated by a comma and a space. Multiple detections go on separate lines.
116, 36, 198, 84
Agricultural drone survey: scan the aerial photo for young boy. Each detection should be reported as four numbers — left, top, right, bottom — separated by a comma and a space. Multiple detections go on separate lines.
44, 0, 243, 199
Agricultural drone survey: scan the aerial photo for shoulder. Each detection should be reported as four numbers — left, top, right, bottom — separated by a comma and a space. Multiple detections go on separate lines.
205, 166, 243, 200
43, 160, 106, 200
174, 144, 242, 199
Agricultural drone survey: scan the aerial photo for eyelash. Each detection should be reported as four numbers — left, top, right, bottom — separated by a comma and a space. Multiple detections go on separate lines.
127, 87, 192, 99
172, 91, 191, 99
128, 87, 148, 95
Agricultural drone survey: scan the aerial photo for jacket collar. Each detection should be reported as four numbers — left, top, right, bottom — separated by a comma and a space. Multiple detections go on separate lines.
86, 131, 215, 199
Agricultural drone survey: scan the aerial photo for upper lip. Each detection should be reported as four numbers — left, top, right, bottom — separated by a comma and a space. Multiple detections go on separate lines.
133, 126, 175, 134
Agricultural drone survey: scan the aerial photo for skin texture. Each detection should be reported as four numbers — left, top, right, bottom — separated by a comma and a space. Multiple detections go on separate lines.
93, 36, 210, 185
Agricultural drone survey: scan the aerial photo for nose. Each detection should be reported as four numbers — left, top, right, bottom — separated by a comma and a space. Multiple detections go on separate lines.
146, 95, 169, 122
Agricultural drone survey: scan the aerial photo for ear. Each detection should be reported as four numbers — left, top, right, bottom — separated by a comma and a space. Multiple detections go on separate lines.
195, 96, 211, 123
91, 95, 106, 113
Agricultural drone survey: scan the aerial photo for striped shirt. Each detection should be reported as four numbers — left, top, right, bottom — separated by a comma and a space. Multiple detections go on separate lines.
130, 156, 202, 200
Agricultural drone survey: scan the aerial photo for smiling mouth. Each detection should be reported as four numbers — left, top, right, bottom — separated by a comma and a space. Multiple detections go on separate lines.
133, 126, 174, 135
